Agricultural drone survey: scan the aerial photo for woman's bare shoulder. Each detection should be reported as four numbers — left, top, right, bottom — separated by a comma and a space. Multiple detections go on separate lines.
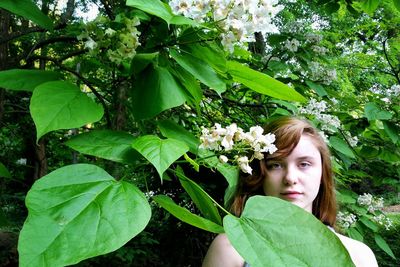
202, 233, 245, 267
334, 232, 378, 267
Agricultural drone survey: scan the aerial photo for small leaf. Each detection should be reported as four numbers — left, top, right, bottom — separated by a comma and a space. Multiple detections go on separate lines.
131, 135, 189, 179
170, 49, 226, 94
227, 61, 306, 102
224, 196, 354, 267
18, 164, 151, 266
0, 69, 62, 92
359, 216, 379, 232
175, 167, 222, 225
65, 130, 141, 164
157, 119, 200, 154
131, 66, 187, 119
364, 102, 392, 121
0, 162, 11, 179
329, 136, 356, 158
347, 227, 364, 242
0, 0, 53, 30
359, 0, 380, 14
374, 233, 396, 259
30, 81, 104, 141
153, 195, 224, 233
383, 121, 399, 144
183, 153, 200, 172
305, 80, 328, 97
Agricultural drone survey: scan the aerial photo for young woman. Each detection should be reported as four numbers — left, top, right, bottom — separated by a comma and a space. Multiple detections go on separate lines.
202, 117, 378, 267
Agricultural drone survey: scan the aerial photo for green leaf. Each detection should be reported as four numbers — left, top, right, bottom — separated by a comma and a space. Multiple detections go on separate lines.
359, 0, 380, 14
0, 162, 11, 179
374, 233, 396, 259
30, 81, 104, 141
224, 196, 354, 267
383, 121, 399, 144
126, 0, 196, 26
379, 149, 400, 163
65, 130, 141, 164
170, 49, 226, 95
131, 135, 189, 179
227, 61, 306, 102
131, 52, 159, 75
305, 80, 328, 97
394, 0, 400, 11
364, 102, 392, 121
18, 164, 151, 266
0, 69, 62, 92
347, 227, 364, 242
175, 167, 222, 225
157, 119, 200, 154
0, 0, 53, 30
359, 216, 379, 232
131, 66, 187, 119
153, 195, 224, 233
329, 136, 356, 158
182, 42, 227, 74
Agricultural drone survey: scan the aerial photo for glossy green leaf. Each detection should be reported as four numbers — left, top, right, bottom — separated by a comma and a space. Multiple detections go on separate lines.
227, 61, 306, 102
305, 80, 327, 97
131, 135, 189, 179
18, 164, 151, 267
131, 66, 187, 119
374, 233, 396, 259
0, 69, 62, 92
131, 52, 159, 75
157, 120, 200, 154
359, 0, 380, 14
182, 42, 227, 74
224, 196, 354, 267
126, 0, 196, 25
383, 121, 399, 144
329, 136, 356, 158
30, 81, 104, 141
0, 162, 11, 179
170, 49, 226, 94
153, 195, 224, 233
347, 227, 363, 242
359, 216, 378, 232
175, 167, 222, 225
0, 0, 53, 30
364, 102, 392, 121
65, 130, 141, 164
379, 149, 400, 163
394, 0, 400, 11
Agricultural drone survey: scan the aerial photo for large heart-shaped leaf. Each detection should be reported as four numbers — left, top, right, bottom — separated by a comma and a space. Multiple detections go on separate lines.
175, 167, 222, 225
227, 61, 306, 102
0, 0, 53, 30
364, 102, 392, 121
224, 196, 354, 267
170, 49, 226, 94
131, 66, 187, 119
157, 120, 200, 154
18, 164, 151, 267
153, 195, 224, 233
30, 81, 104, 141
131, 135, 189, 179
0, 69, 62, 92
65, 130, 141, 164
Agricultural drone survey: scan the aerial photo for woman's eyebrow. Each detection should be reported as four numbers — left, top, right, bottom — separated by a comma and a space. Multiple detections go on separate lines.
296, 156, 317, 161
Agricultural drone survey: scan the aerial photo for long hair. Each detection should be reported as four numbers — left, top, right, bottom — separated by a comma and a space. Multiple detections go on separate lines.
230, 116, 337, 226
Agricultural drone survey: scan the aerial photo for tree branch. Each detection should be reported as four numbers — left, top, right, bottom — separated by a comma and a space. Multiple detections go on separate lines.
382, 38, 400, 84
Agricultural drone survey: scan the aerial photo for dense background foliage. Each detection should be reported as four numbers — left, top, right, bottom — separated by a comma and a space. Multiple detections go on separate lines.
0, 0, 399, 266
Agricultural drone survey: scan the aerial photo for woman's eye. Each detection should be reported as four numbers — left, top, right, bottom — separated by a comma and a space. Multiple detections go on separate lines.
299, 162, 311, 168
267, 163, 282, 170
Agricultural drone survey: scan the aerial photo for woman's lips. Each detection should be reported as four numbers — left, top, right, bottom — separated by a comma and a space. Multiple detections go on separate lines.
280, 191, 302, 199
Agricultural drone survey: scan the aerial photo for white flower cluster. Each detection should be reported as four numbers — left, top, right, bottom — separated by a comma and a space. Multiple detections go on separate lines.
305, 33, 323, 44
344, 131, 358, 147
298, 98, 341, 133
369, 84, 400, 103
284, 39, 300, 52
311, 45, 328, 55
357, 193, 384, 213
336, 211, 357, 229
308, 61, 337, 85
199, 123, 277, 174
169, 0, 284, 53
16, 158, 27, 165
78, 16, 141, 65
372, 214, 393, 231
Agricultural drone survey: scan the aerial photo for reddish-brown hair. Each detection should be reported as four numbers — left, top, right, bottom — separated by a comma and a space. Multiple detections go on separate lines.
230, 116, 337, 226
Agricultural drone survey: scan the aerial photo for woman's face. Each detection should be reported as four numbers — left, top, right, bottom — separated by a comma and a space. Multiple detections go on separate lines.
261, 134, 322, 213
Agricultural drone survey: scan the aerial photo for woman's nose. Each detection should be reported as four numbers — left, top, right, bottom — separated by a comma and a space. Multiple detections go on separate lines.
283, 165, 298, 185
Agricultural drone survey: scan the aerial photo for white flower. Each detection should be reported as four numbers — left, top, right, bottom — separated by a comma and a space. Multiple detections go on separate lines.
284, 39, 300, 52
16, 158, 27, 165
237, 156, 252, 174
373, 214, 393, 231
337, 211, 357, 229
219, 155, 229, 163
84, 37, 97, 50
105, 28, 116, 36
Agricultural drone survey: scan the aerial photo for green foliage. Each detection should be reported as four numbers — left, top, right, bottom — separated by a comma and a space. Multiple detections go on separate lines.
0, 70, 62, 92
18, 164, 151, 267
224, 196, 355, 267
0, 162, 11, 179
